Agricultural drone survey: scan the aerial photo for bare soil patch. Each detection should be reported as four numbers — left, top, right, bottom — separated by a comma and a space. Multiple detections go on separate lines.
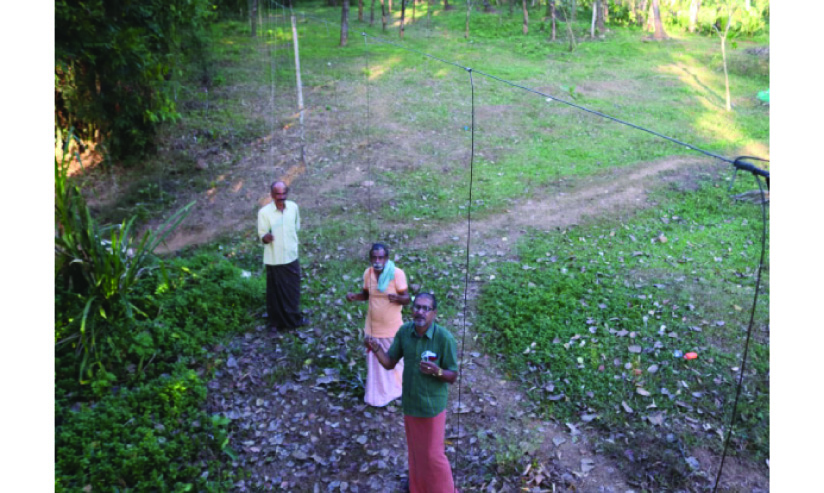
407, 155, 716, 254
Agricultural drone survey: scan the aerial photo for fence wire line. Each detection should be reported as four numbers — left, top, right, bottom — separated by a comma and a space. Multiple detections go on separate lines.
712, 172, 768, 493
454, 67, 476, 484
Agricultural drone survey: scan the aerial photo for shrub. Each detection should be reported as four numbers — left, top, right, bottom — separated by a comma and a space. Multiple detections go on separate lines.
55, 368, 232, 492
55, 157, 194, 382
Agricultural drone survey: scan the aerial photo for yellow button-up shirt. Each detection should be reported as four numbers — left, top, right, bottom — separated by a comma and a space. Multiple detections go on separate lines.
257, 200, 300, 266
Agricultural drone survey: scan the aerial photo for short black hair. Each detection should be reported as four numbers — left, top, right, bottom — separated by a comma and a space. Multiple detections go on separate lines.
369, 243, 390, 258
270, 180, 289, 193
415, 292, 437, 310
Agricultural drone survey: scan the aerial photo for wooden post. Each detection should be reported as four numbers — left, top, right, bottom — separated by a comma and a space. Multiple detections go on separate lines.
291, 15, 307, 166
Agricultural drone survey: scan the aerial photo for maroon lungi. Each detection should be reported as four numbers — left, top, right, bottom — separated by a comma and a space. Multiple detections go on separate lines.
404, 410, 456, 493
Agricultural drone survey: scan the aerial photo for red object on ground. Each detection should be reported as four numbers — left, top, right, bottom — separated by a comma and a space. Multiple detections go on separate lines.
684, 352, 698, 360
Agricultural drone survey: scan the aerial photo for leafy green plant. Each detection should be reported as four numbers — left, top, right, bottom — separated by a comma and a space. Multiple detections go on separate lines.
55, 155, 195, 381
55, 367, 233, 492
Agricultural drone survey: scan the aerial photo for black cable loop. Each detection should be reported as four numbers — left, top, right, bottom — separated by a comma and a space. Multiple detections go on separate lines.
712, 173, 768, 492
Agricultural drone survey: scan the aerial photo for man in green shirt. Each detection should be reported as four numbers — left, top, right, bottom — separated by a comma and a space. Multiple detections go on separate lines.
365, 292, 458, 492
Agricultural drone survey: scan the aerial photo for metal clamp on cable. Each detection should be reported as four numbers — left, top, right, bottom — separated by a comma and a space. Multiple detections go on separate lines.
733, 156, 770, 189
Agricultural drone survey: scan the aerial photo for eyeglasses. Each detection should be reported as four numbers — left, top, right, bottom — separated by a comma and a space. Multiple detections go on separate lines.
412, 304, 435, 313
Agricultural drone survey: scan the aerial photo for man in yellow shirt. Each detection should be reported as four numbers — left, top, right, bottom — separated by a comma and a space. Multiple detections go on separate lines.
257, 181, 305, 330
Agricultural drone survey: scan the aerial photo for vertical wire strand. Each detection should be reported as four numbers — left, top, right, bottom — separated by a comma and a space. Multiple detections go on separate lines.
363, 33, 374, 239
269, 2, 276, 171
712, 174, 768, 492
453, 67, 475, 491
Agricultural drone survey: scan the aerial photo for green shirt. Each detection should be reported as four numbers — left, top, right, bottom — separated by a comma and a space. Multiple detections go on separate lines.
387, 321, 459, 418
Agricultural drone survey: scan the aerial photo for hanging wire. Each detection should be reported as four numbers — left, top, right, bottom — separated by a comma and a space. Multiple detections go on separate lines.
453, 66, 476, 489
712, 166, 769, 492
268, 3, 276, 171
362, 34, 374, 239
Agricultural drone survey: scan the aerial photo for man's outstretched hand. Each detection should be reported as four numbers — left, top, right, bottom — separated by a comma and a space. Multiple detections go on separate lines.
364, 336, 381, 353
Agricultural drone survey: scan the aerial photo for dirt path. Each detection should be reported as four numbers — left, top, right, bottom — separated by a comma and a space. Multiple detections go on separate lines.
405, 155, 712, 254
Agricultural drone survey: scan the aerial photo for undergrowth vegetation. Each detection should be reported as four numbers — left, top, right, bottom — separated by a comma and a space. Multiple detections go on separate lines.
55, 247, 264, 490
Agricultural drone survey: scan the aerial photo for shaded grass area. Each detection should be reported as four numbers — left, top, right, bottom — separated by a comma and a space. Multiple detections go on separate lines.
474, 168, 769, 489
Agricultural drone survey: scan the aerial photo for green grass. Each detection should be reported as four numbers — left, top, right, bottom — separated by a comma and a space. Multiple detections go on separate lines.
474, 169, 769, 488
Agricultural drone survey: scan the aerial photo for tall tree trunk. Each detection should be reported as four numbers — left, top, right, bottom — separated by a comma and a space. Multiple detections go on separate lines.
465, 0, 471, 38
714, 4, 733, 111
371, 0, 375, 25
341, 0, 350, 46
559, 1, 576, 51
522, 0, 529, 33
651, 0, 667, 39
359, 0, 364, 22
596, 0, 606, 35
380, 0, 387, 30
688, 0, 700, 33
547, 0, 556, 41
249, 0, 259, 37
389, 0, 393, 12
401, 0, 406, 37
590, 0, 596, 38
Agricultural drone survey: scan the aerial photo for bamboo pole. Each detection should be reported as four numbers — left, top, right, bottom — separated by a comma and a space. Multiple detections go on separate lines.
291, 15, 307, 166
